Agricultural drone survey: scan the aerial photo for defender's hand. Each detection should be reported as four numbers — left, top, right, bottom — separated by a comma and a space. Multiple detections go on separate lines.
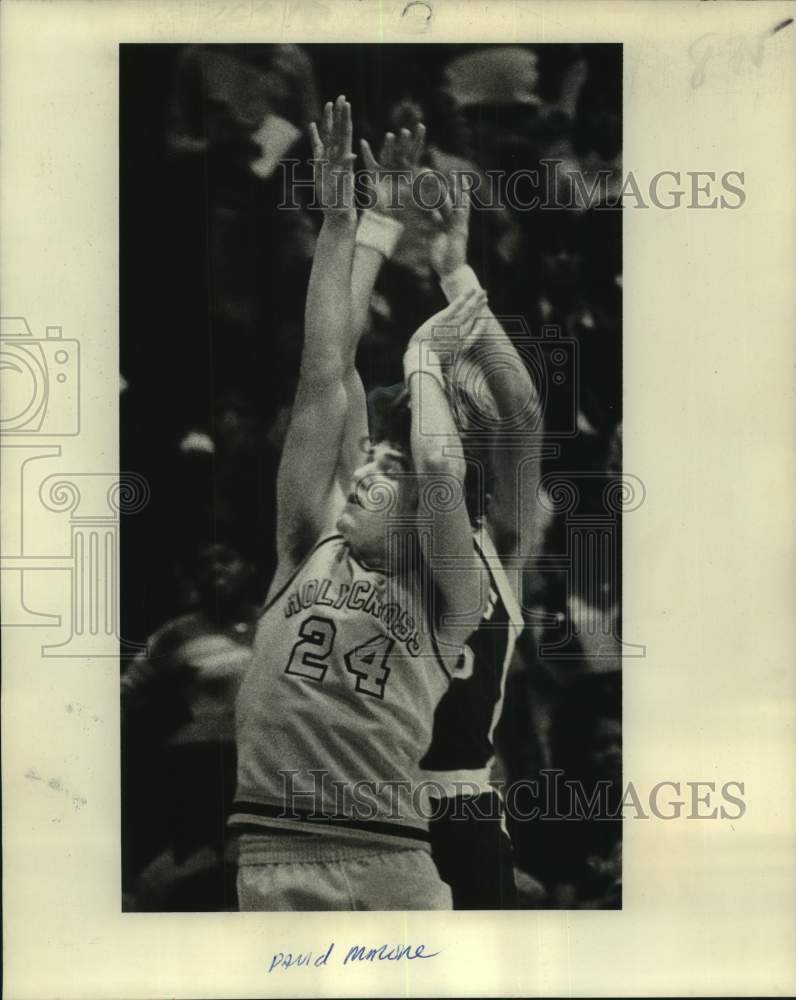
360, 123, 427, 218
406, 288, 487, 368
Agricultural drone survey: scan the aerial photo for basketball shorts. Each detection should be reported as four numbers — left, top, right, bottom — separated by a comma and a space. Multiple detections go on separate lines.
236, 830, 453, 911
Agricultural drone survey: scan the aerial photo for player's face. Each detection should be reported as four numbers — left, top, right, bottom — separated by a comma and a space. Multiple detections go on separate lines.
337, 441, 418, 564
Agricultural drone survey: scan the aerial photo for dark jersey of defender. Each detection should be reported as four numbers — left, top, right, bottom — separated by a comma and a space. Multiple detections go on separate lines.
420, 530, 521, 780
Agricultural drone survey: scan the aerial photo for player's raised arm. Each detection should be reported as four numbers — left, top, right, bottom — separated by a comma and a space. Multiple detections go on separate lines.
334, 124, 428, 486
273, 96, 357, 573
403, 291, 489, 662
351, 124, 426, 338
431, 174, 544, 564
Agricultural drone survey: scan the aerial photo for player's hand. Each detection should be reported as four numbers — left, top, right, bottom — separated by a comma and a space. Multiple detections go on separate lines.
430, 172, 472, 277
309, 95, 356, 218
406, 287, 487, 368
360, 123, 427, 218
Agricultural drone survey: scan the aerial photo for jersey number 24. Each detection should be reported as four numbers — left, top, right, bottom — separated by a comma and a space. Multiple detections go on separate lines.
285, 615, 393, 699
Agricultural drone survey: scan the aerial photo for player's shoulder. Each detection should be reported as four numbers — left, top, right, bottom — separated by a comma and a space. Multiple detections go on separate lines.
262, 532, 346, 610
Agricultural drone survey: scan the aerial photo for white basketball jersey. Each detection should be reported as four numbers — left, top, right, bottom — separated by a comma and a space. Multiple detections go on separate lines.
231, 534, 455, 844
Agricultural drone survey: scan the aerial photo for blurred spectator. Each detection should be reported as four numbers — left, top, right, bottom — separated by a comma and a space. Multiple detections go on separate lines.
169, 44, 320, 167
122, 543, 258, 910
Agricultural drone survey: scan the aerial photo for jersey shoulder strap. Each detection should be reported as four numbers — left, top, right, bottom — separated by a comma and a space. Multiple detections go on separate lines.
473, 526, 524, 640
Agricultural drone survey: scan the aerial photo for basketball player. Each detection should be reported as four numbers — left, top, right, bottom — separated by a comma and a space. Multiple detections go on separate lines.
230, 96, 490, 911
345, 142, 542, 907
421, 176, 543, 909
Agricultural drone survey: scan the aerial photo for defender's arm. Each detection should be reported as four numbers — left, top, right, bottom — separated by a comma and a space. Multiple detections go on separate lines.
403, 291, 489, 666
432, 176, 544, 564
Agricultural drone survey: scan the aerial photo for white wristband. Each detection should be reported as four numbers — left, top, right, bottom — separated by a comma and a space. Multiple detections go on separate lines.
439, 264, 482, 302
355, 210, 404, 259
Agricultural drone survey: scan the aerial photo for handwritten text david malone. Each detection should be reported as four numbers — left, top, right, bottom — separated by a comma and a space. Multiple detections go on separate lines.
269, 942, 439, 972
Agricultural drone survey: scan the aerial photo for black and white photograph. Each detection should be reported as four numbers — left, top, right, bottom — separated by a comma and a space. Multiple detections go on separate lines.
119, 42, 624, 913
1, 1, 794, 996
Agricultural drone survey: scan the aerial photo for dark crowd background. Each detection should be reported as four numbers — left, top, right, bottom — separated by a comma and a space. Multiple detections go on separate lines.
120, 43, 623, 911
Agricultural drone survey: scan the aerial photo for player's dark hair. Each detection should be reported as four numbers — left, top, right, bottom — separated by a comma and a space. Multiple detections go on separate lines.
368, 384, 412, 454
367, 384, 492, 526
